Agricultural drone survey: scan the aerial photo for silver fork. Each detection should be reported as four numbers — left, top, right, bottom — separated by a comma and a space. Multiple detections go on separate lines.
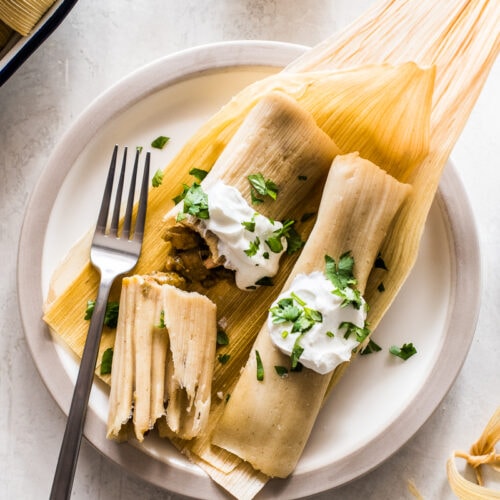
50, 145, 150, 500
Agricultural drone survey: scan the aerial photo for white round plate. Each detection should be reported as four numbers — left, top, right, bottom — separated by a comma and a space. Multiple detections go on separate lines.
18, 41, 481, 499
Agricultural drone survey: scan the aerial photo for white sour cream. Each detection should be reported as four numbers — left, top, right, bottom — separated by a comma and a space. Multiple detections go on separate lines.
268, 272, 367, 374
202, 181, 287, 290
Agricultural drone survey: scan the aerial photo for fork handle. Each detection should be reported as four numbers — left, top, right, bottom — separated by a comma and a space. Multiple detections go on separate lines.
50, 276, 114, 500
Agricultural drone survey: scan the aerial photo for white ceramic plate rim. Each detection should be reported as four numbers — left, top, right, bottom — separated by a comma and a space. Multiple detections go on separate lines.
17, 41, 481, 499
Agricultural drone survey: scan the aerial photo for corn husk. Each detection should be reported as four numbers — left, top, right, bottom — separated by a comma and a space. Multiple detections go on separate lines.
0, 0, 55, 36
447, 407, 500, 499
43, 0, 499, 497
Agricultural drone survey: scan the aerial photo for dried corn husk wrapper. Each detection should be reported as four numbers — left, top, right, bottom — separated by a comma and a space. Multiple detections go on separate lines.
447, 407, 500, 499
0, 0, 55, 36
43, 0, 500, 497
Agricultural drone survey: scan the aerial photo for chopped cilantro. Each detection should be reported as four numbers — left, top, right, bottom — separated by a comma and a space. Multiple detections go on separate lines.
274, 365, 288, 377
151, 135, 170, 149
189, 168, 208, 182
339, 321, 371, 343
390, 342, 417, 360
84, 300, 119, 328
326, 331, 335, 338
291, 336, 304, 369
216, 329, 229, 346
100, 347, 113, 375
285, 226, 304, 254
270, 293, 322, 340
248, 173, 279, 204
218, 353, 231, 364
241, 214, 256, 232
270, 298, 301, 324
176, 183, 209, 221
265, 219, 303, 255
173, 184, 190, 205
360, 338, 382, 355
265, 235, 284, 253
325, 253, 363, 309
255, 276, 274, 286
244, 236, 260, 257
156, 310, 166, 329
255, 350, 264, 381
151, 169, 164, 187
136, 146, 143, 153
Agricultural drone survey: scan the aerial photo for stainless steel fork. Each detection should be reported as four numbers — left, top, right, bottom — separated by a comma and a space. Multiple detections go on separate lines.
50, 145, 150, 500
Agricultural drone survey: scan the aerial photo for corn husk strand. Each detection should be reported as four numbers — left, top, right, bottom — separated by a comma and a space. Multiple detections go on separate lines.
447, 407, 500, 499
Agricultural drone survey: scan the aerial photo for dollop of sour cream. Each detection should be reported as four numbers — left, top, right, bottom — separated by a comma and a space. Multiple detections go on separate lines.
268, 272, 367, 374
202, 181, 287, 290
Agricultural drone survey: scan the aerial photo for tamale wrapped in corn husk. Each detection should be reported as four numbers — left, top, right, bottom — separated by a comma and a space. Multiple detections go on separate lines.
212, 153, 411, 477
43, 0, 499, 497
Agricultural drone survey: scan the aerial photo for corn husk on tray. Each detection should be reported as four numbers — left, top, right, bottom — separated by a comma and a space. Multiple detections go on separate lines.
43, 0, 499, 498
0, 0, 55, 37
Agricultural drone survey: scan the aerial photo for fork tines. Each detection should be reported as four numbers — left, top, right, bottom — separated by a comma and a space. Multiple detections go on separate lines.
96, 145, 150, 241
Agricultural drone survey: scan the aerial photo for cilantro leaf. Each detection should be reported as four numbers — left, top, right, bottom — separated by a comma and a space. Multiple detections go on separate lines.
255, 350, 264, 381
389, 342, 417, 360
244, 236, 260, 257
85, 300, 119, 328
248, 173, 279, 203
216, 329, 229, 346
255, 276, 274, 286
173, 184, 189, 205
151, 135, 170, 149
241, 219, 256, 232
270, 300, 301, 324
325, 252, 356, 289
339, 321, 371, 343
156, 310, 166, 329
274, 365, 288, 377
177, 183, 209, 220
291, 336, 304, 369
218, 353, 231, 364
151, 169, 164, 188
100, 347, 113, 375
360, 338, 382, 355
189, 168, 208, 181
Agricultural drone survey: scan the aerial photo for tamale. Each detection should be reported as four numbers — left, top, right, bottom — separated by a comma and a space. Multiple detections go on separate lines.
212, 153, 411, 477
107, 275, 217, 442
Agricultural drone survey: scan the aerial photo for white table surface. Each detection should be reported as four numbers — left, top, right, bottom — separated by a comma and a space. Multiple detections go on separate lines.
1, 1, 498, 499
